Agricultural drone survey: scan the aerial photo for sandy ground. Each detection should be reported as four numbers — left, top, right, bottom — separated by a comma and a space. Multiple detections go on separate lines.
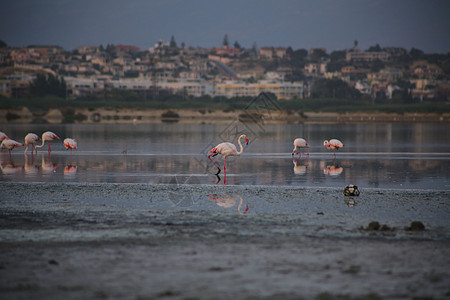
0, 182, 449, 300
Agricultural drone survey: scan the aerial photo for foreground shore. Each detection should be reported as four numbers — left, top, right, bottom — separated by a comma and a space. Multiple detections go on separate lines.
1, 182, 449, 299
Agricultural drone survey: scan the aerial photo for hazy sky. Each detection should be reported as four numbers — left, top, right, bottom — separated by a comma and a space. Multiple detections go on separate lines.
1, 0, 449, 53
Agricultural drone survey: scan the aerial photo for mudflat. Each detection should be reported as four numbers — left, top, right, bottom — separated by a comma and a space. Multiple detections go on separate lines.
1, 182, 449, 299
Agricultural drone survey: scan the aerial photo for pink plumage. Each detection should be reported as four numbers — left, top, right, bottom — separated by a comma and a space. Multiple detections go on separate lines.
63, 138, 77, 151
323, 139, 344, 157
1, 139, 24, 154
24, 133, 40, 154
208, 134, 249, 182
292, 138, 309, 157
36, 131, 60, 153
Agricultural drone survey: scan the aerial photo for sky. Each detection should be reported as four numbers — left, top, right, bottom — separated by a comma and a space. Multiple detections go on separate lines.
1, 0, 449, 53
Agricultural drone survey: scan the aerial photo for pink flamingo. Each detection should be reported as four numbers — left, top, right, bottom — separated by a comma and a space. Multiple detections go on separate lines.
292, 138, 309, 158
208, 134, 249, 182
63, 138, 77, 163
36, 131, 60, 153
324, 139, 344, 158
63, 138, 77, 154
1, 139, 24, 158
24, 133, 40, 155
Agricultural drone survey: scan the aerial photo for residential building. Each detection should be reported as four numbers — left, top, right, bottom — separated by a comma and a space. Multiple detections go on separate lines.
346, 50, 390, 62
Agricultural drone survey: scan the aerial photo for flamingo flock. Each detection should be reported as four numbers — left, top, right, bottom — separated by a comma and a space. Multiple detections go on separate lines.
2, 127, 345, 185
0, 130, 77, 158
207, 134, 344, 184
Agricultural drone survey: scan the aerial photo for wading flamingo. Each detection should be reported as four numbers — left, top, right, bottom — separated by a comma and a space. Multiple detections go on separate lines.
36, 131, 60, 153
63, 138, 77, 154
1, 139, 24, 157
292, 138, 309, 158
323, 139, 344, 158
208, 134, 249, 181
24, 133, 40, 155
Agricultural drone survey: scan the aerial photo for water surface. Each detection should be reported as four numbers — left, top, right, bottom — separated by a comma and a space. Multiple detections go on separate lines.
1, 122, 449, 190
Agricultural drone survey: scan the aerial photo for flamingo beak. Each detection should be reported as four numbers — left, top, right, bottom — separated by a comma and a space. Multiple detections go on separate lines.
245, 137, 249, 145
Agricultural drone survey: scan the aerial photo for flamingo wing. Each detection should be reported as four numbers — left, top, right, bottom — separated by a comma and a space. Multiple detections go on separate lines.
63, 138, 77, 150
214, 142, 238, 156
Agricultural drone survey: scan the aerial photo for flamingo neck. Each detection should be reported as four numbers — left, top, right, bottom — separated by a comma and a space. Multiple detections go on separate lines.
237, 136, 244, 155
35, 139, 46, 149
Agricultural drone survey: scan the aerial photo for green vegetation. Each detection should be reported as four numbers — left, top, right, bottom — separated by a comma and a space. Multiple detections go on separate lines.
28, 73, 67, 98
1, 93, 448, 114
1, 74, 446, 115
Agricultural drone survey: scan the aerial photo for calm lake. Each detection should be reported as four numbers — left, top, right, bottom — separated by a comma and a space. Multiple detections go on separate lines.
1, 122, 449, 190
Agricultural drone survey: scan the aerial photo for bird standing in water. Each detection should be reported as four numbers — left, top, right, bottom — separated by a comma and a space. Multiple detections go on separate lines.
1, 139, 24, 158
292, 138, 309, 158
208, 134, 249, 183
63, 138, 77, 153
24, 133, 40, 155
324, 139, 344, 158
36, 131, 60, 153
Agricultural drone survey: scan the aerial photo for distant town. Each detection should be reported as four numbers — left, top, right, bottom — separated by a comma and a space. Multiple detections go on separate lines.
0, 36, 449, 102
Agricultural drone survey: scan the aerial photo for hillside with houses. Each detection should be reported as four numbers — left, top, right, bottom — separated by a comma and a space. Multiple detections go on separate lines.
0, 37, 449, 104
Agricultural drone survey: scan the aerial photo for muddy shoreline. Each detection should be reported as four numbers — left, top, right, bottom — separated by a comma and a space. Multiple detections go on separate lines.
1, 182, 449, 299
2, 107, 449, 124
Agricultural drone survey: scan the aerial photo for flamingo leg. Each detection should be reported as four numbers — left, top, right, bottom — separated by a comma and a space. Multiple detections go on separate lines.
48, 143, 51, 153
33, 144, 37, 154
208, 154, 221, 175
24, 144, 29, 154
223, 157, 227, 185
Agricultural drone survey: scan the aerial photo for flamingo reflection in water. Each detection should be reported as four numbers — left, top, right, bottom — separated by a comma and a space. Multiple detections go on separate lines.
41, 153, 58, 174
25, 154, 40, 175
64, 165, 77, 176
293, 157, 309, 175
323, 164, 344, 176
0, 161, 23, 175
208, 134, 249, 185
209, 194, 249, 214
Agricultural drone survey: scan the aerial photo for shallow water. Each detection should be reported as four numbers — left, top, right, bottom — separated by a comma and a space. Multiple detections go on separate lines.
1, 122, 449, 190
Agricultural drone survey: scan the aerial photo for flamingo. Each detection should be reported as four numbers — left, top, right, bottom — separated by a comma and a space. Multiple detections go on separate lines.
63, 138, 77, 154
1, 139, 24, 157
324, 139, 344, 158
24, 133, 40, 155
36, 131, 60, 153
208, 134, 249, 181
292, 138, 309, 157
